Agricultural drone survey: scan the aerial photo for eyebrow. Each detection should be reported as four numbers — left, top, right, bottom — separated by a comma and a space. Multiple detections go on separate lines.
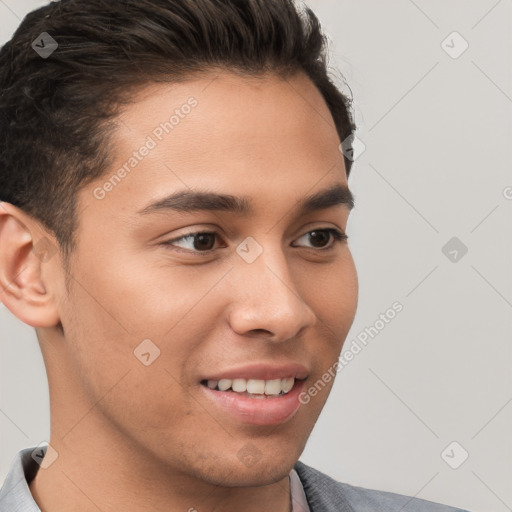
137, 183, 354, 217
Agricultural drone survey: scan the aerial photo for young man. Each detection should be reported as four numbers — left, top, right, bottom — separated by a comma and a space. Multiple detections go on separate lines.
0, 1, 469, 511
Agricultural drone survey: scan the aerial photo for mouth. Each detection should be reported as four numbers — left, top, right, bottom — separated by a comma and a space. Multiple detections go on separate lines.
199, 376, 308, 426
200, 377, 300, 398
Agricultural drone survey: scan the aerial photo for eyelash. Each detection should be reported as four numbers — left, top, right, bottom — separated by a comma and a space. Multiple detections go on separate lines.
160, 228, 348, 255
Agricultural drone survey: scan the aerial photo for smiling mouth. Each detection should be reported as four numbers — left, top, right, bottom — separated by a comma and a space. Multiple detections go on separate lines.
199, 375, 307, 425
200, 377, 303, 398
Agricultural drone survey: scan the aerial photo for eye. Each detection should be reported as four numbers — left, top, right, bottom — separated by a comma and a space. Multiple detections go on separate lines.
292, 228, 348, 250
162, 231, 221, 253
160, 228, 347, 255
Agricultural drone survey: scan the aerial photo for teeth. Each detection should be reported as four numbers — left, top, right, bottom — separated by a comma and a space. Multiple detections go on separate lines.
204, 377, 296, 395
264, 379, 282, 395
282, 377, 294, 393
247, 379, 265, 394
218, 379, 231, 391
232, 378, 247, 392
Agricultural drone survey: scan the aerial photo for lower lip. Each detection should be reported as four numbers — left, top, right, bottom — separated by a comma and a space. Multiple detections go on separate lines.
199, 379, 306, 426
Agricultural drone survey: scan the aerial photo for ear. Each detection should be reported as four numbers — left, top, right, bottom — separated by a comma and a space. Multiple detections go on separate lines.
0, 201, 61, 327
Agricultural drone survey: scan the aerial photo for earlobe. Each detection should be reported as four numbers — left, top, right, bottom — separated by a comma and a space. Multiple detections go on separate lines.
0, 203, 61, 328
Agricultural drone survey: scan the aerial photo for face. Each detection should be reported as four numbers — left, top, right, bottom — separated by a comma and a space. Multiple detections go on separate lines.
47, 71, 358, 486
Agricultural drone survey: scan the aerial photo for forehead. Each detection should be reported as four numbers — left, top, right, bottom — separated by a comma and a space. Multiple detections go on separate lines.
80, 70, 348, 222
113, 70, 341, 159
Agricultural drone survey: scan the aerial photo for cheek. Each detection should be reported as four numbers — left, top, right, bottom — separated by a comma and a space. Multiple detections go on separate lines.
58, 262, 217, 416
98, 366, 191, 430
95, 251, 231, 339
303, 252, 358, 334
299, 253, 358, 399
61, 296, 198, 437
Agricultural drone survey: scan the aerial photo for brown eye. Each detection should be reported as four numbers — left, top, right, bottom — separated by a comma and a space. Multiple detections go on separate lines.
162, 231, 220, 253
293, 229, 347, 250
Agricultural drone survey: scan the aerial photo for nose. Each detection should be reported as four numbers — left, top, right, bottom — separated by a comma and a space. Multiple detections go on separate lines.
226, 243, 317, 343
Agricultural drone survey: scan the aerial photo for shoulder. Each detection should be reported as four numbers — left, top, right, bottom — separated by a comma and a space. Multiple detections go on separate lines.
293, 461, 471, 512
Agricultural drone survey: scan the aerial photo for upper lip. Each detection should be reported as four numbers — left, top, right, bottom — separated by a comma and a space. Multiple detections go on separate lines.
200, 362, 309, 382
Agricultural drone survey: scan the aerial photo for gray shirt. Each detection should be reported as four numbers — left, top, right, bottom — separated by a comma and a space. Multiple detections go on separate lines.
0, 445, 470, 511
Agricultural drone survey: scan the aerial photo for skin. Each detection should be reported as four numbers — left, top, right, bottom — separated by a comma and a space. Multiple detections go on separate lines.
0, 70, 358, 512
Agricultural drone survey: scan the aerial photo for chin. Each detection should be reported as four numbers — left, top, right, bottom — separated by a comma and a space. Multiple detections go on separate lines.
215, 463, 295, 488
189, 451, 300, 488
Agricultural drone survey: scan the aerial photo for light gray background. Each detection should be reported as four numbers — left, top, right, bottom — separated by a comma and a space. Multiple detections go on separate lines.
1, 1, 511, 511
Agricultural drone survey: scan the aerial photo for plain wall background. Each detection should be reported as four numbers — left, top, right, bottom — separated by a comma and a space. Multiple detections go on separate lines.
1, 1, 511, 511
